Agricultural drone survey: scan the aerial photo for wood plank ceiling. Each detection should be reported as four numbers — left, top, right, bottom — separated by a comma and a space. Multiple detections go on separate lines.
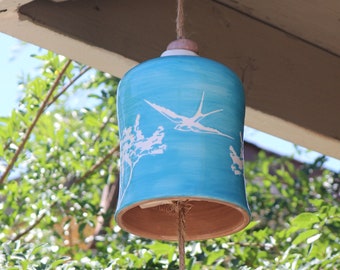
1, 0, 340, 159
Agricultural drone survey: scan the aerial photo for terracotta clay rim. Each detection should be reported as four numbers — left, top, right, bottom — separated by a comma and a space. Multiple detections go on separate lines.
116, 197, 250, 241
166, 39, 199, 54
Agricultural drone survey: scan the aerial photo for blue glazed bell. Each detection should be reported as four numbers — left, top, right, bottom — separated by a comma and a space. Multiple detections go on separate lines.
115, 40, 250, 241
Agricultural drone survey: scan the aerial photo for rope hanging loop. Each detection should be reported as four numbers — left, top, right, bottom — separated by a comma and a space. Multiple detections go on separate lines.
166, 0, 199, 54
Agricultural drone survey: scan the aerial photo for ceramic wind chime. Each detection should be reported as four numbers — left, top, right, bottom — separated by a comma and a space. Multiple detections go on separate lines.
115, 0, 250, 268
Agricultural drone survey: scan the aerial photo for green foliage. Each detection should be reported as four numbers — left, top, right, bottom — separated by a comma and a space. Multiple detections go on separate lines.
0, 51, 339, 269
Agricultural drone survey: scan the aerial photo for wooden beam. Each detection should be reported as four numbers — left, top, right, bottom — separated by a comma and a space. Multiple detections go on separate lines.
1, 0, 340, 159
0, 1, 138, 78
216, 0, 340, 57
245, 108, 340, 159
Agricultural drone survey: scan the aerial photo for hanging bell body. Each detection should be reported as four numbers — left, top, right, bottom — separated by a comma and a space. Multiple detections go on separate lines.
115, 49, 250, 241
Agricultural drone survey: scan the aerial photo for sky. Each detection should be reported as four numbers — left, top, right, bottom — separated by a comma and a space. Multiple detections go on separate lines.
0, 33, 42, 116
0, 32, 339, 172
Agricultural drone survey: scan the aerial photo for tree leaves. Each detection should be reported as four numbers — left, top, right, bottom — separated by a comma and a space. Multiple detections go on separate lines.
292, 229, 320, 246
291, 212, 320, 228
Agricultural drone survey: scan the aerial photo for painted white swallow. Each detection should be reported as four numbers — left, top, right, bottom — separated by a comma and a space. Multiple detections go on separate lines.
145, 92, 234, 139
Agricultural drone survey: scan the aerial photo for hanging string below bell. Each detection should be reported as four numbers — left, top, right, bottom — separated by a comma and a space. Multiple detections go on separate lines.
175, 201, 191, 270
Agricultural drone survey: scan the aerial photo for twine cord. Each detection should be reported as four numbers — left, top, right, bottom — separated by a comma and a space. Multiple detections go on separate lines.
174, 200, 191, 270
176, 0, 185, 39
178, 202, 186, 270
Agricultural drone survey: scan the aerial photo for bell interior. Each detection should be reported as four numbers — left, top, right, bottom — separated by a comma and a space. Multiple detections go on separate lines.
116, 198, 250, 241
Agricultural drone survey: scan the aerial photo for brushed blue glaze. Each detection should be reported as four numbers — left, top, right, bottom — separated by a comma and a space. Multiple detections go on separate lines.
115, 55, 250, 220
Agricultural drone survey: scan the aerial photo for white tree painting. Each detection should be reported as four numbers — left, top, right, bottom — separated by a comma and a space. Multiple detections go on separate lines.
118, 114, 167, 206
144, 92, 234, 139
229, 132, 244, 176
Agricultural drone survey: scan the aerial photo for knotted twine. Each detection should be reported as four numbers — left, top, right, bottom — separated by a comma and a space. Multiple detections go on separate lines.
159, 201, 191, 270
175, 201, 191, 270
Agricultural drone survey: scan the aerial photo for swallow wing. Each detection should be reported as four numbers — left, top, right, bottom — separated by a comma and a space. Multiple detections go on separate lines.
193, 92, 223, 122
192, 122, 234, 139
192, 92, 205, 120
144, 99, 183, 123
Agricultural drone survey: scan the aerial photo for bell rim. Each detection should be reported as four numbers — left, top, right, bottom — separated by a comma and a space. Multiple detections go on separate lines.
115, 196, 251, 241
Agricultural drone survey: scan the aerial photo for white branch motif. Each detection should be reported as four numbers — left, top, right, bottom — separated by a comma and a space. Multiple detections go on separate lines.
118, 114, 167, 207
145, 92, 234, 139
229, 132, 244, 176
